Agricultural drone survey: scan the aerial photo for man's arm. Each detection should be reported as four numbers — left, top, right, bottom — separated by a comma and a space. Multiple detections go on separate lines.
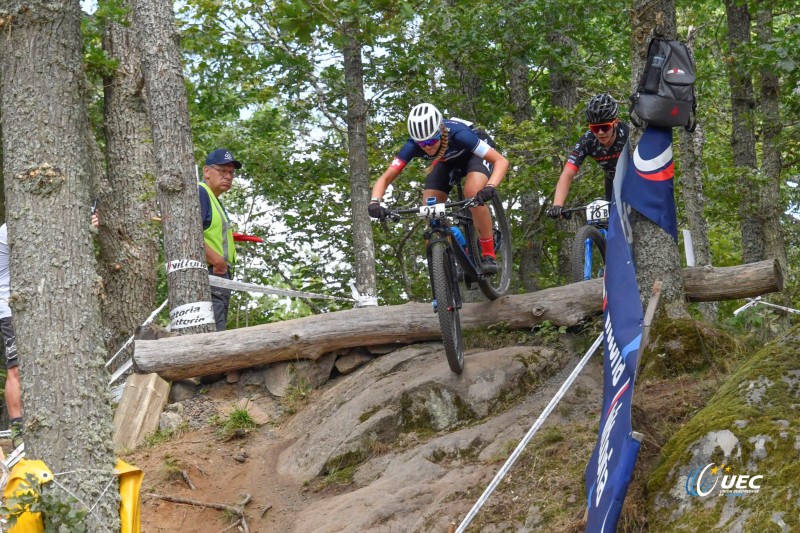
205, 243, 228, 275
553, 164, 578, 207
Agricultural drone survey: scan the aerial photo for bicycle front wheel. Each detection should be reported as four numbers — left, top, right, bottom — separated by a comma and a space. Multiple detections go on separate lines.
570, 225, 606, 283
477, 192, 513, 300
431, 241, 464, 373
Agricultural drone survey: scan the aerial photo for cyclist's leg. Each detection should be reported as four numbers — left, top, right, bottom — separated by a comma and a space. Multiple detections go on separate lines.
463, 157, 498, 273
463, 155, 493, 240
423, 163, 453, 203
604, 175, 614, 202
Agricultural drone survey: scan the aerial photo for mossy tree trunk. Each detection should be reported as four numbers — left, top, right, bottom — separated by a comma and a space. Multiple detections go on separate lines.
755, 6, 787, 277
630, 0, 688, 318
0, 0, 120, 528
130, 0, 215, 334
678, 31, 716, 322
99, 5, 161, 356
724, 0, 763, 264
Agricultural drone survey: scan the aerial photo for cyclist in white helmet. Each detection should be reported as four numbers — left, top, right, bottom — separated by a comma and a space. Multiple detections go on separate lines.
369, 103, 509, 273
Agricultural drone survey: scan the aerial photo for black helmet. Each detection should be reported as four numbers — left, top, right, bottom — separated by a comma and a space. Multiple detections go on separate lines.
585, 93, 619, 123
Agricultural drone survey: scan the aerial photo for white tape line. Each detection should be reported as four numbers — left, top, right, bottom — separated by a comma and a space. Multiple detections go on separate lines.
455, 333, 604, 532
166, 259, 206, 273
105, 299, 169, 370
209, 276, 354, 302
168, 301, 215, 330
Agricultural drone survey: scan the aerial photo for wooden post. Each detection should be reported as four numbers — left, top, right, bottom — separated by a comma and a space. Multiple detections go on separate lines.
112, 373, 170, 451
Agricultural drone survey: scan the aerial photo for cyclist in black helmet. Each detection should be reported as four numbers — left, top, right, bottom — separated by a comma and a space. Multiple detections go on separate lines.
547, 93, 629, 219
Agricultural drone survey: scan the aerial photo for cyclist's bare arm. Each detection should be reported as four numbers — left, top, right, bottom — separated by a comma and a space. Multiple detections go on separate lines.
554, 164, 578, 206
482, 148, 509, 188
371, 162, 403, 200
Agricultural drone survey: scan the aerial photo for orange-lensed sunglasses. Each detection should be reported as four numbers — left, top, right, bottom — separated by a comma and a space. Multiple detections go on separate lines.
588, 121, 616, 135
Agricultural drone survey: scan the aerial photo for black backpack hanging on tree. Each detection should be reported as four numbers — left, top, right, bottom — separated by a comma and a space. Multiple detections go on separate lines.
629, 37, 697, 131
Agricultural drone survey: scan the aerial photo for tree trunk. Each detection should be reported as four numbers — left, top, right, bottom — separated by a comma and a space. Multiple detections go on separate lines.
508, 53, 544, 292
678, 30, 716, 321
548, 29, 581, 283
342, 28, 377, 304
130, 0, 215, 334
755, 7, 787, 276
100, 8, 161, 357
0, 0, 119, 528
725, 0, 763, 263
134, 259, 783, 381
442, 0, 481, 119
629, 0, 687, 318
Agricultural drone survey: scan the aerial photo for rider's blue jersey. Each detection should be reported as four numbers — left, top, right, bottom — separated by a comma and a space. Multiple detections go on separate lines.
391, 119, 492, 172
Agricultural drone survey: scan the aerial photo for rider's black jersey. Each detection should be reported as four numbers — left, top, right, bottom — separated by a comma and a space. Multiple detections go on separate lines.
565, 121, 629, 181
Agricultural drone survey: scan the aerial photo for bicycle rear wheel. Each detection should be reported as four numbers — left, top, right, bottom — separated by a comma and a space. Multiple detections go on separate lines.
476, 192, 512, 300
570, 225, 606, 283
431, 241, 464, 373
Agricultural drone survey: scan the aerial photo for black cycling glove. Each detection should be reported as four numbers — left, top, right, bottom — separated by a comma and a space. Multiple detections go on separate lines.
474, 185, 496, 206
547, 205, 566, 219
368, 202, 390, 220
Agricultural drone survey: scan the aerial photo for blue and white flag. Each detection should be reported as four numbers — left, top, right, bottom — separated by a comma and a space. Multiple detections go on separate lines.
621, 126, 677, 240
584, 134, 651, 531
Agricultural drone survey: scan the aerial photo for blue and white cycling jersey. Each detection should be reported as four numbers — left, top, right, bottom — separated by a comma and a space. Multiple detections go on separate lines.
389, 119, 492, 172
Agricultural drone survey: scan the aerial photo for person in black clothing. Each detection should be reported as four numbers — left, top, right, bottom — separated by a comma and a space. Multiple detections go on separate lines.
547, 93, 629, 219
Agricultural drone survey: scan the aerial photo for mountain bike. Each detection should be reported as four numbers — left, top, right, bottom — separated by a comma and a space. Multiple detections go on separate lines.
564, 199, 610, 283
388, 180, 512, 373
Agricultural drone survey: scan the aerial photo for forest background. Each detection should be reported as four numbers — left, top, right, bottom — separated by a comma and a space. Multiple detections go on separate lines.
135, 0, 800, 323
2, 0, 793, 332
0, 0, 797, 529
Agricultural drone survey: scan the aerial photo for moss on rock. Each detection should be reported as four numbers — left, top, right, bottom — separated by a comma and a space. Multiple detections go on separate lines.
640, 318, 739, 380
645, 325, 800, 532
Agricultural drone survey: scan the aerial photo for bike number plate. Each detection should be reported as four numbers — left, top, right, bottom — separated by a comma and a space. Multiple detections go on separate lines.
585, 200, 610, 222
419, 203, 446, 219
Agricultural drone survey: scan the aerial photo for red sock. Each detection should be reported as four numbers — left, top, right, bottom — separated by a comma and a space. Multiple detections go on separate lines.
479, 238, 495, 259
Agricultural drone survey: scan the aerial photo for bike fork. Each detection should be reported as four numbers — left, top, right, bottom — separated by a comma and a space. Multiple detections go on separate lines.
583, 239, 593, 281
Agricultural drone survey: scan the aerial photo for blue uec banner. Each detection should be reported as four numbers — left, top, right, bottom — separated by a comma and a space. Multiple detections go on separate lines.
584, 139, 645, 532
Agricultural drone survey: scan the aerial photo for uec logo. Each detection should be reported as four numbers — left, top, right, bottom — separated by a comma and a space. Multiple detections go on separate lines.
686, 463, 763, 496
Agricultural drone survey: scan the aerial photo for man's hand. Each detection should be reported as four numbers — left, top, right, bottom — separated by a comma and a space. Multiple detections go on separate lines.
547, 205, 568, 219
211, 261, 228, 276
474, 185, 495, 206
368, 202, 390, 220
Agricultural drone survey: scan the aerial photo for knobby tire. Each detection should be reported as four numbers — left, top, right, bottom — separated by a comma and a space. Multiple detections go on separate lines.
431, 241, 464, 373
570, 225, 606, 283
474, 193, 512, 300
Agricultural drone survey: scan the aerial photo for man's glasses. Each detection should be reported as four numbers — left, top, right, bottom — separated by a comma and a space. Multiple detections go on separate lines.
211, 165, 235, 177
588, 121, 615, 135
416, 131, 442, 148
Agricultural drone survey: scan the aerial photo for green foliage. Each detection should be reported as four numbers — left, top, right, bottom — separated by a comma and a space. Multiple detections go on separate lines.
144, 427, 175, 447
283, 377, 313, 414
216, 407, 257, 439
0, 474, 88, 533
106, 0, 800, 318
531, 320, 567, 346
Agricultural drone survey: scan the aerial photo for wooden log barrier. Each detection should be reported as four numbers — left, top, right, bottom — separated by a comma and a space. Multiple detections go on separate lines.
134, 259, 782, 381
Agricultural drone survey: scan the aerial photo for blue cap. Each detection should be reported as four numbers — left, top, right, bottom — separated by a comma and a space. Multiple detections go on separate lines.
205, 148, 242, 169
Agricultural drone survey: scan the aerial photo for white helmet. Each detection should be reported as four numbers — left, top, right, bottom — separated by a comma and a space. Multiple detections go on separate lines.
407, 103, 443, 142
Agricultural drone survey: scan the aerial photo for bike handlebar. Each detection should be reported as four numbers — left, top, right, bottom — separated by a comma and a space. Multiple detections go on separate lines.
388, 198, 476, 219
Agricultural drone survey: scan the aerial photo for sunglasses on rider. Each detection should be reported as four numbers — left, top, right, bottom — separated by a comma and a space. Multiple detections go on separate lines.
416, 131, 442, 148
588, 121, 616, 135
